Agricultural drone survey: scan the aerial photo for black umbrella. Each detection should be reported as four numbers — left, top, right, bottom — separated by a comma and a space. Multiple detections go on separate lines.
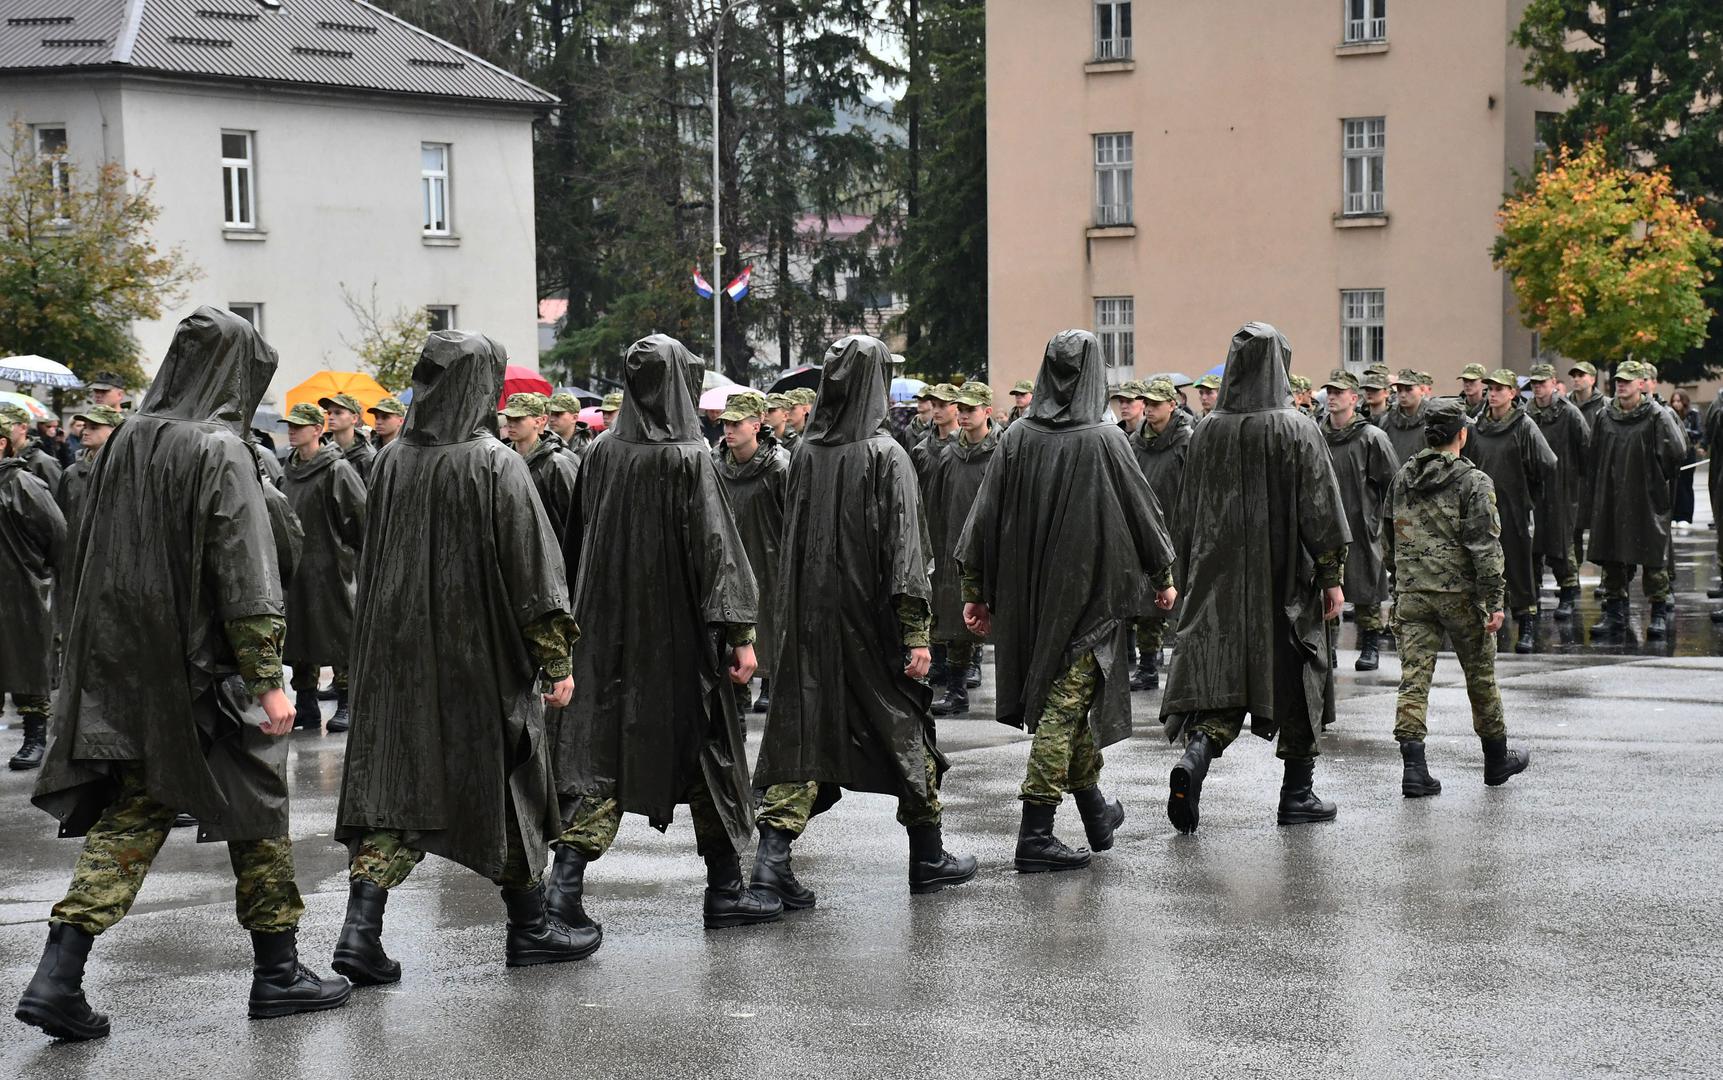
769, 366, 823, 393
555, 384, 603, 406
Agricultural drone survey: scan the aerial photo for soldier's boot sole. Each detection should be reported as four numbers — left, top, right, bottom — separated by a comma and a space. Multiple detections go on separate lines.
506, 929, 602, 965
330, 950, 402, 987
1275, 800, 1339, 826
752, 877, 816, 910
1167, 765, 1202, 834
1012, 850, 1091, 874
702, 888, 784, 930
1483, 749, 1531, 787
247, 983, 352, 1020
14, 998, 110, 1042
1401, 773, 1442, 798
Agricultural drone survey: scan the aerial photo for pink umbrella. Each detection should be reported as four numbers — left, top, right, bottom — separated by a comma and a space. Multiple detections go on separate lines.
698, 384, 749, 411
497, 365, 554, 410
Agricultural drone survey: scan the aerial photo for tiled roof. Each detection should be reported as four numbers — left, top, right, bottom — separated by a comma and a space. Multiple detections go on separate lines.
0, 0, 556, 106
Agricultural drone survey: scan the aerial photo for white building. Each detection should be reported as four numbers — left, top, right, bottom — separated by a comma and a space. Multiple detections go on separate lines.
0, 0, 555, 405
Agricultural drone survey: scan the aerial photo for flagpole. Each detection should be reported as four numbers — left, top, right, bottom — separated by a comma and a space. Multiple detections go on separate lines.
711, 2, 725, 380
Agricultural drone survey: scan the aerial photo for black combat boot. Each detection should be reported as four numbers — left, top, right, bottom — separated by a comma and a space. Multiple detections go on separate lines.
318, 681, 339, 701
544, 845, 600, 931
964, 655, 982, 689
1646, 601, 1672, 641
325, 688, 351, 734
331, 880, 400, 986
907, 823, 978, 894
292, 691, 320, 731
1129, 647, 1159, 691
1276, 758, 1338, 825
750, 825, 815, 909
1515, 613, 1538, 654
1590, 598, 1629, 641
8, 713, 46, 770
1071, 785, 1125, 851
1481, 736, 1530, 786
1399, 740, 1441, 798
1013, 801, 1091, 873
931, 662, 969, 717
928, 644, 949, 687
14, 923, 109, 1042
502, 882, 602, 965
1167, 731, 1216, 835
246, 930, 352, 1019
702, 853, 784, 929
1553, 586, 1580, 621
752, 678, 771, 715
1355, 629, 1380, 671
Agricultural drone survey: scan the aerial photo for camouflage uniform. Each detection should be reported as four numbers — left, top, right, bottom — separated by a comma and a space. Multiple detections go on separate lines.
1383, 444, 1509, 743
1020, 653, 1103, 804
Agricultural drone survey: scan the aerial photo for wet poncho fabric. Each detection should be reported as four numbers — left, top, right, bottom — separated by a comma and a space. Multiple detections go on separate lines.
956, 331, 1174, 744
713, 433, 791, 678
34, 307, 291, 843
1322, 412, 1398, 609
0, 460, 64, 695
1380, 398, 1429, 466
753, 335, 946, 803
1462, 403, 1556, 610
1586, 398, 1686, 566
1528, 396, 1591, 560
522, 433, 579, 572
281, 441, 365, 667
560, 335, 758, 850
51, 456, 92, 642
1159, 323, 1350, 742
335, 331, 569, 881
925, 424, 999, 642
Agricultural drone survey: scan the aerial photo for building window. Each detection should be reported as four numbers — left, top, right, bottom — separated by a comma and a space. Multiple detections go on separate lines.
426, 305, 456, 332
1093, 133, 1134, 226
1344, 0, 1387, 44
1094, 1, 1132, 60
1094, 297, 1135, 373
844, 276, 895, 311
1342, 117, 1385, 216
222, 130, 256, 229
1534, 111, 1561, 168
32, 125, 70, 216
1340, 289, 1385, 371
229, 303, 263, 333
422, 143, 450, 235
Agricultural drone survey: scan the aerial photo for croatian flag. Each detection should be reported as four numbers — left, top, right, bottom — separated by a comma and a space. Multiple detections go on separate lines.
724, 266, 752, 302
692, 268, 714, 299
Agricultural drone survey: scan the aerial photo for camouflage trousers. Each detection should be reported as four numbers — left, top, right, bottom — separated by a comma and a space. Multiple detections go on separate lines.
1188, 703, 1319, 761
288, 665, 347, 694
5, 693, 50, 720
1021, 653, 1104, 804
51, 763, 303, 935
352, 805, 537, 890
758, 743, 943, 836
1136, 615, 1170, 654
942, 640, 977, 670
1391, 591, 1507, 742
1538, 537, 1582, 591
558, 780, 733, 859
1600, 562, 1672, 604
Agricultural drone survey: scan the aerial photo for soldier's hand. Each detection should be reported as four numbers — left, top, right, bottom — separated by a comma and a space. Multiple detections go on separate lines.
1485, 610, 1506, 634
963, 602, 992, 637
729, 644, 758, 684
1323, 586, 1345, 622
258, 688, 295, 736
905, 647, 932, 680
544, 676, 575, 708
1155, 586, 1178, 611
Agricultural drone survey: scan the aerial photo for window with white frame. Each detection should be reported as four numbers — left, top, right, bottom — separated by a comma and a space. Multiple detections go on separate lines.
426, 305, 456, 332
1093, 133, 1134, 226
221, 131, 256, 228
228, 303, 263, 333
1342, 117, 1385, 216
422, 143, 451, 235
1340, 289, 1385, 371
1094, 297, 1135, 374
33, 125, 69, 216
1094, 1, 1132, 60
1344, 0, 1387, 44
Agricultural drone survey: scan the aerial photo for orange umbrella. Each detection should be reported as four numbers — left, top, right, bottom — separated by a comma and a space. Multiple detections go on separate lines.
282, 371, 392, 416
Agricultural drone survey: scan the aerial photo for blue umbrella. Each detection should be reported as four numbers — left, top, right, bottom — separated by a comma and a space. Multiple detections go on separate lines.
890, 377, 927, 403
397, 386, 414, 405
1204, 362, 1226, 378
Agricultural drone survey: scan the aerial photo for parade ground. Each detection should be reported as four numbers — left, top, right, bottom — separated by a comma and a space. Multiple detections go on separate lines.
4, 507, 1720, 1079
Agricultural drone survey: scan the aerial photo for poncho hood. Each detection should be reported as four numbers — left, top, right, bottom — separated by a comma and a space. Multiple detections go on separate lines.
1475, 400, 1529, 436
285, 440, 342, 481
808, 335, 892, 445
950, 424, 999, 462
714, 433, 786, 482
1134, 409, 1192, 455
140, 306, 278, 429
1382, 398, 1428, 431
1025, 330, 1108, 428
1605, 397, 1659, 427
1322, 411, 1374, 446
613, 334, 706, 444
1404, 448, 1474, 494
1216, 322, 1294, 414
404, 331, 507, 446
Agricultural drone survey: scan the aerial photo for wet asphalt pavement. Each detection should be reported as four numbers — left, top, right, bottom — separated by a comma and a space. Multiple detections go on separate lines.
4, 501, 1722, 1078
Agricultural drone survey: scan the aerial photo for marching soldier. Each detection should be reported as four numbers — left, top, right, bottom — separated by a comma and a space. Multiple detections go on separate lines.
317, 393, 376, 484
1456, 363, 1489, 418
367, 397, 407, 453
1129, 378, 1193, 690
926, 382, 999, 717
1463, 369, 1556, 653
1319, 370, 1398, 672
1, 403, 66, 772
1382, 369, 1430, 466
1525, 363, 1590, 621
712, 390, 791, 715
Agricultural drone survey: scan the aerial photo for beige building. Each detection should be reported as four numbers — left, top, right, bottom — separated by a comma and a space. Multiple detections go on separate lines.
986, 0, 1568, 393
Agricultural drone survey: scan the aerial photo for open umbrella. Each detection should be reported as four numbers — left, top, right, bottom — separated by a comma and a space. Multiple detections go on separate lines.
1203, 362, 1226, 378
770, 366, 822, 393
578, 406, 607, 433
889, 376, 926, 403
703, 369, 736, 391
698, 384, 749, 411
0, 390, 53, 421
555, 385, 603, 406
0, 355, 83, 389
499, 365, 554, 410
284, 371, 392, 415
1151, 371, 1195, 389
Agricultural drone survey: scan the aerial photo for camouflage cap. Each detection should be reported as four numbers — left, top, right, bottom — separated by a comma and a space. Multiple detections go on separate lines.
1010, 380, 1034, 395
1643, 361, 1659, 380
719, 390, 767, 422
1193, 374, 1222, 391
955, 382, 993, 407
1107, 384, 1128, 401
73, 405, 125, 428
502, 392, 549, 418
1458, 363, 1489, 380
317, 392, 364, 416
86, 371, 124, 391
1527, 362, 1558, 381
926, 383, 960, 403
546, 392, 580, 414
367, 396, 407, 417
1390, 368, 1421, 388
1143, 378, 1178, 403
1567, 360, 1598, 379
286, 402, 327, 427
764, 392, 793, 411
0, 403, 34, 427
1424, 398, 1470, 445
600, 391, 623, 413
1288, 374, 1312, 392
1483, 368, 1520, 387
1613, 359, 1650, 382
788, 387, 818, 407
1358, 368, 1390, 390
1417, 371, 1435, 387
1321, 368, 1360, 392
